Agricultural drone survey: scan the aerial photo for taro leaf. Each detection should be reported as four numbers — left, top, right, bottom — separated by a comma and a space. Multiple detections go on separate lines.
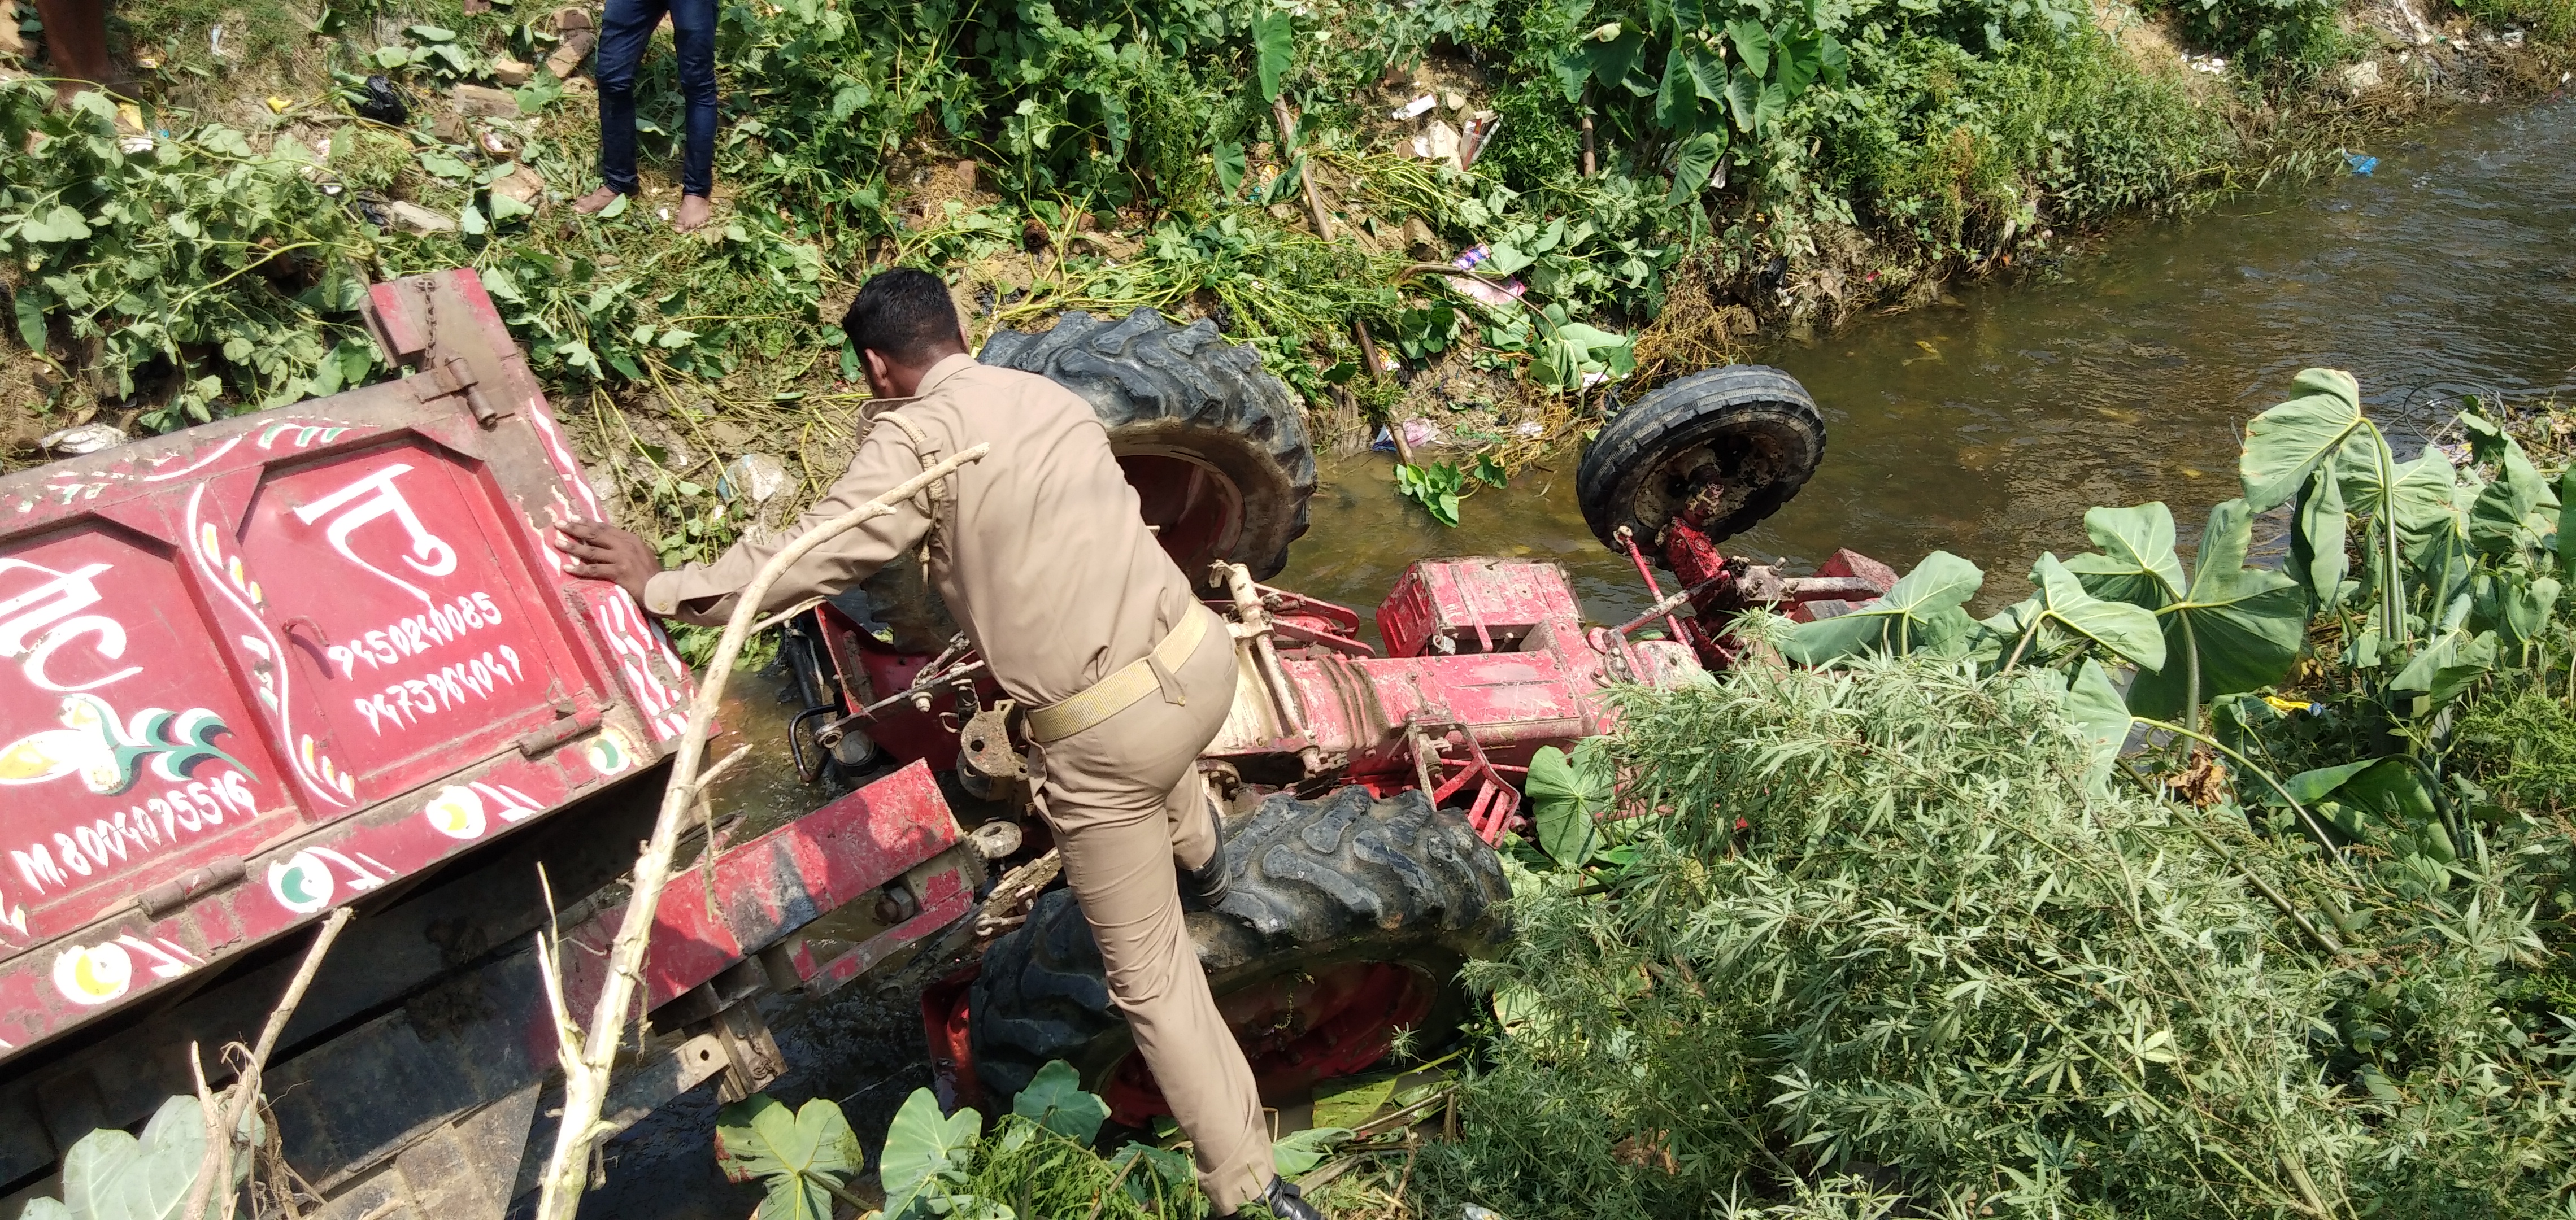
1011, 1060, 1108, 1144
880, 1088, 980, 1220
14, 284, 52, 351
2028, 553, 2166, 670
1528, 743, 1609, 867
1252, 10, 1295, 103
2061, 657, 2133, 784
2342, 443, 2459, 547
1773, 27, 1825, 94
1272, 1126, 1352, 1178
1213, 140, 1247, 197
489, 189, 533, 222
2467, 427, 2556, 557
715, 1094, 861, 1220
1584, 27, 1650, 97
1665, 130, 1725, 206
1779, 550, 1984, 664
1818, 32, 1850, 82
2121, 499, 2306, 720
1724, 71, 1761, 132
2562, 468, 2576, 583
2290, 464, 2348, 610
2063, 502, 2187, 609
1727, 19, 1772, 77
1655, 46, 1702, 132
2287, 756, 2439, 848
2240, 367, 2366, 513
58, 1094, 254, 1220
2388, 629, 2497, 712
1111, 1142, 1195, 1205
1753, 81, 1787, 135
2496, 572, 2560, 653
598, 191, 630, 220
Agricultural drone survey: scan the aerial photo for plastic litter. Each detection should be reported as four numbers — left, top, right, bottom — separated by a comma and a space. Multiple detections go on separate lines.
39, 424, 129, 457
1392, 94, 1437, 120
718, 452, 789, 504
355, 75, 408, 125
1446, 245, 1526, 310
1369, 419, 1442, 453
2344, 151, 2378, 175
1463, 1207, 1504, 1220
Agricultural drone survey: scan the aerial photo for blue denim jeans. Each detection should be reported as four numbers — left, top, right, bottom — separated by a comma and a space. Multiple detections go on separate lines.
594, 0, 718, 197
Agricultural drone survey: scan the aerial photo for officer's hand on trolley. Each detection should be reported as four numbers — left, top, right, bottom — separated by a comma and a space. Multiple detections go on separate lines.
554, 519, 663, 604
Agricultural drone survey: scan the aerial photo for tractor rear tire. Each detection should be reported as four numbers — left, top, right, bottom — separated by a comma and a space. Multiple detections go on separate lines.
969, 786, 1511, 1120
980, 310, 1315, 583
1576, 365, 1826, 551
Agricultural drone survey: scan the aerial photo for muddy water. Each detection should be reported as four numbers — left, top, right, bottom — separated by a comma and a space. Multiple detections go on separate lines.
1292, 95, 2576, 621
588, 95, 2576, 1218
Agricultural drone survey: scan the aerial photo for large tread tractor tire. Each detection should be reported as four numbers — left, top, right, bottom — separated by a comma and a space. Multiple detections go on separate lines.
969, 787, 1511, 1123
980, 310, 1316, 583
1576, 365, 1827, 552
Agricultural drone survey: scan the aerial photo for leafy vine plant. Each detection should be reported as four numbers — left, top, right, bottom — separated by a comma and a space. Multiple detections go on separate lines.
1765, 367, 2569, 893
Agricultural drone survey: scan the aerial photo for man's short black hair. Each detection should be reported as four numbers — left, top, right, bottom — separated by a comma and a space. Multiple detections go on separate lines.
841, 268, 965, 362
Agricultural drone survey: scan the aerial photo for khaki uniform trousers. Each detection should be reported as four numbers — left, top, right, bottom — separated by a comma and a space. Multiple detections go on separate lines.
1025, 607, 1270, 1213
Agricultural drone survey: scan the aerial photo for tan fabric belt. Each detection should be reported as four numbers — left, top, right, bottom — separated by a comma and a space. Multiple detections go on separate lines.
1025, 607, 1213, 743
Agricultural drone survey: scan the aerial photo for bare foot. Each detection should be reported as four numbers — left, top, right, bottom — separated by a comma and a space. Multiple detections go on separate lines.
675, 193, 712, 232
572, 186, 625, 214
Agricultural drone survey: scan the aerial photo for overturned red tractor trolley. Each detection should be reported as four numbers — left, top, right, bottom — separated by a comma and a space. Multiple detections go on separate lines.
0, 272, 1892, 1217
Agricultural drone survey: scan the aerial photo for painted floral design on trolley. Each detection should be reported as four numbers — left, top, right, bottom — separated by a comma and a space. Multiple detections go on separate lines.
186, 484, 358, 807
51, 933, 202, 1007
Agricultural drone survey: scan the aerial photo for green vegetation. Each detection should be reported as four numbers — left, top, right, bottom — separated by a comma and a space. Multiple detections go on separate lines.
1435, 374, 2576, 1217
5, 0, 2549, 541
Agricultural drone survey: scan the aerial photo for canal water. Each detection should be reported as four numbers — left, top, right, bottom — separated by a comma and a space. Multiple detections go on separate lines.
1290, 93, 2576, 622
592, 92, 2576, 1218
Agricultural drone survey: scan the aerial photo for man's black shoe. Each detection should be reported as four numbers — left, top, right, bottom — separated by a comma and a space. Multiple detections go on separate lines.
1181, 832, 1229, 906
1224, 1176, 1322, 1220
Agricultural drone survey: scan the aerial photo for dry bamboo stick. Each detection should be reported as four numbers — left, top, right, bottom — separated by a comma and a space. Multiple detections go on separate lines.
532, 443, 991, 1220
184, 907, 355, 1220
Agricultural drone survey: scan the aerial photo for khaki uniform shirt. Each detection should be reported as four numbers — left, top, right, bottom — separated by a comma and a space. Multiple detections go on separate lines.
642, 354, 1200, 706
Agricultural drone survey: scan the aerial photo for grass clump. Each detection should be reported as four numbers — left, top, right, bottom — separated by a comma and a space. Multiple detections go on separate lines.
1433, 646, 2576, 1218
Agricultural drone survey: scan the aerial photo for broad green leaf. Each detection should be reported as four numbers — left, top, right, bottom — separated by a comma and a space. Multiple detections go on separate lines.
14, 285, 51, 351
489, 190, 534, 221
57, 1094, 254, 1220
2290, 757, 2438, 844
2290, 467, 2347, 610
21, 204, 92, 243
598, 191, 630, 220
1727, 19, 1772, 77
458, 202, 488, 236
1272, 1126, 1352, 1177
2467, 427, 2554, 557
1773, 28, 1825, 94
2496, 572, 2560, 652
2123, 500, 2306, 719
1665, 130, 1725, 206
1011, 1060, 1108, 1144
1528, 743, 1608, 866
2239, 367, 2364, 512
1753, 81, 1787, 134
2062, 502, 2186, 608
880, 1088, 980, 1220
2388, 629, 2497, 711
2562, 468, 2576, 583
1781, 551, 1985, 664
1655, 46, 1701, 131
1686, 46, 1728, 101
1252, 10, 1295, 103
1818, 31, 1850, 82
2029, 553, 2166, 670
1724, 70, 1761, 132
1111, 1143, 1195, 1205
2060, 658, 2132, 784
1213, 140, 1246, 197
1585, 28, 1650, 97
716, 1095, 861, 1220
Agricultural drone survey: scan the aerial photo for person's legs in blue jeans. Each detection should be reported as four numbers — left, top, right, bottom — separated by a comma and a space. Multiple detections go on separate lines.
586, 0, 666, 199
668, 0, 719, 200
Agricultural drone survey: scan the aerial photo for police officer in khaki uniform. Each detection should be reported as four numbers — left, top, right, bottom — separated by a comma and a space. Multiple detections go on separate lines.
555, 269, 1323, 1220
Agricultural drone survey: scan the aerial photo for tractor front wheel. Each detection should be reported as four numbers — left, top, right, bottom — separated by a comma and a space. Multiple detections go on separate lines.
969, 786, 1512, 1125
1576, 364, 1827, 551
